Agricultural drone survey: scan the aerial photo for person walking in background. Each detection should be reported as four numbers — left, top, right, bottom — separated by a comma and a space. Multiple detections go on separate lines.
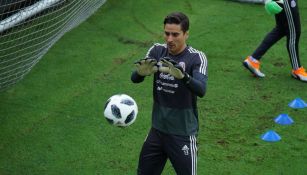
131, 12, 208, 175
243, 0, 307, 82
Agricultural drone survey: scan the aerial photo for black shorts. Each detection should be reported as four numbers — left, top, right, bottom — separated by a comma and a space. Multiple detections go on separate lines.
137, 127, 198, 175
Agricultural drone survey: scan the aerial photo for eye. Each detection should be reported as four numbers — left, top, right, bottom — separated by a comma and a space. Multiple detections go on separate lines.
164, 32, 180, 37
172, 33, 179, 37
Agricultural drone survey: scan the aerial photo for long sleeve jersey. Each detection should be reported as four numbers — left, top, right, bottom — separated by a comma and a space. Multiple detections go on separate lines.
131, 43, 208, 136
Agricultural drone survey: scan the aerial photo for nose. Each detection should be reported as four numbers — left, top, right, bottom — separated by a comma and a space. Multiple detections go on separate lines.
166, 35, 173, 42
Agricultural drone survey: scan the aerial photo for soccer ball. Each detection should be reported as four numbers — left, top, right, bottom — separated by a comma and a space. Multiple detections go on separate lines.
103, 94, 138, 127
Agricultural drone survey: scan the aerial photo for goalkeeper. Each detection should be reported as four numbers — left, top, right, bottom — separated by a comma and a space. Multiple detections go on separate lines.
131, 12, 208, 175
243, 0, 307, 82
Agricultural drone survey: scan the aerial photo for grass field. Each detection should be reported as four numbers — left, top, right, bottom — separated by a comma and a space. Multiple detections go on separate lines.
1, 0, 307, 174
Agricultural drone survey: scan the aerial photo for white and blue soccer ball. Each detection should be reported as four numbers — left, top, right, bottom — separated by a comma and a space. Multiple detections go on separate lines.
103, 94, 138, 127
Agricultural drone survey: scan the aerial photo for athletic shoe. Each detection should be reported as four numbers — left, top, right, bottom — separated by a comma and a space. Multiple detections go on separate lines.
292, 67, 307, 82
243, 56, 265, 77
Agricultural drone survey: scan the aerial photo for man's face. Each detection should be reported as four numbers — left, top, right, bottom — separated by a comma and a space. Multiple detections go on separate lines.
164, 23, 188, 55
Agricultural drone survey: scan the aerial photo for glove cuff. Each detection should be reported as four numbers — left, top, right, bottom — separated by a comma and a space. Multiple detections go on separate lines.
182, 72, 191, 84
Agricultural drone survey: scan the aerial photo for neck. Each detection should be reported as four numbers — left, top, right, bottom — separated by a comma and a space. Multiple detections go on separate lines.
170, 44, 187, 55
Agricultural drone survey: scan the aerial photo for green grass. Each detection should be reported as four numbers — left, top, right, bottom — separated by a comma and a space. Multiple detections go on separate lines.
1, 0, 307, 174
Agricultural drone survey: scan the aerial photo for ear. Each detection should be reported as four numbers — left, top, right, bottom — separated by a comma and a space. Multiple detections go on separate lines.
185, 31, 189, 39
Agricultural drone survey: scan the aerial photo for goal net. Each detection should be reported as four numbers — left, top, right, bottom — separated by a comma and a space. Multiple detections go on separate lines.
0, 0, 107, 91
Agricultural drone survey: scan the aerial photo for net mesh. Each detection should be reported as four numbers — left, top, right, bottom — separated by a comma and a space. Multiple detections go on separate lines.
0, 0, 107, 90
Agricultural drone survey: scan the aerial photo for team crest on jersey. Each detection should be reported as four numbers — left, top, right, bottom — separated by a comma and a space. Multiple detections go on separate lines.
291, 0, 296, 8
179, 62, 186, 71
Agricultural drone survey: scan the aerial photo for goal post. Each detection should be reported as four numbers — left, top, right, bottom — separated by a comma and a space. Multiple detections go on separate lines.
0, 0, 107, 91
0, 0, 63, 33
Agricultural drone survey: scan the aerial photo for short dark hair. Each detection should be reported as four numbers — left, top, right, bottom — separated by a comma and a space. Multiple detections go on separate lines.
163, 12, 189, 33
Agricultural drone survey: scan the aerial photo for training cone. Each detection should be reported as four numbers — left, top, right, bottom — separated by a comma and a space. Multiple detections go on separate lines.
261, 130, 281, 142
274, 114, 294, 125
288, 98, 307, 109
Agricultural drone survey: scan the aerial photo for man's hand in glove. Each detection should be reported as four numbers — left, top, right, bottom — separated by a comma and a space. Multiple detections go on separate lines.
265, 0, 283, 15
158, 57, 185, 79
134, 58, 158, 76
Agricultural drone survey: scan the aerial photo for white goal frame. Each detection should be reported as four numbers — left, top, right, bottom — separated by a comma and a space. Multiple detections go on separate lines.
0, 0, 107, 90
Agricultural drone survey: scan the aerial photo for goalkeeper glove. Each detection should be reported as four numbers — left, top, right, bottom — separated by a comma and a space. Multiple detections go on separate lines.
134, 57, 158, 76
265, 0, 283, 15
158, 57, 186, 79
